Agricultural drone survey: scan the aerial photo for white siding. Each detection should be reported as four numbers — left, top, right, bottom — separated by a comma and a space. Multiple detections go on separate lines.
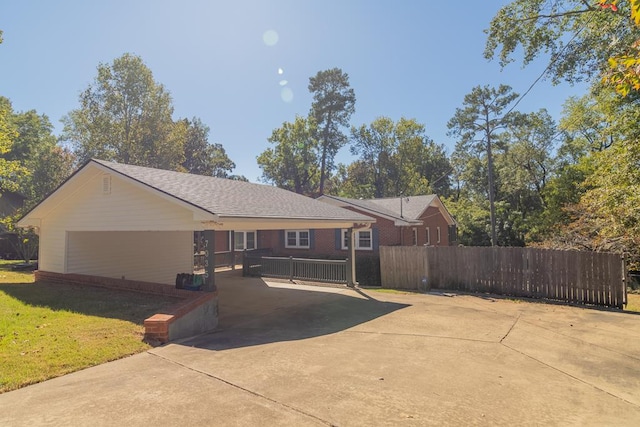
47, 171, 199, 232
39, 169, 201, 277
66, 231, 192, 285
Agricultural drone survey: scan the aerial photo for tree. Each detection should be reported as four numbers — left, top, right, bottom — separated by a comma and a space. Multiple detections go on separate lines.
178, 118, 236, 177
542, 85, 640, 266
344, 117, 448, 199
257, 115, 320, 195
0, 98, 29, 194
485, 0, 638, 85
498, 109, 558, 243
0, 98, 74, 204
0, 97, 71, 263
448, 85, 519, 246
62, 53, 184, 170
308, 68, 356, 194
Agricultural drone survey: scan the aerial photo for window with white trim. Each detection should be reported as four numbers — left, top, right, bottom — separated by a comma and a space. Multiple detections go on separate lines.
341, 229, 373, 250
436, 226, 441, 244
425, 227, 431, 246
412, 228, 418, 246
285, 230, 310, 248
233, 231, 256, 250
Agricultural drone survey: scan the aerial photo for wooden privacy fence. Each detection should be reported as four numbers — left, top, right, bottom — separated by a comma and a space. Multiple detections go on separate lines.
380, 246, 627, 309
243, 254, 349, 285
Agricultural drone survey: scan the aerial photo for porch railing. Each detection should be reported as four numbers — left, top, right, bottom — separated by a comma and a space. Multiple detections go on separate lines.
194, 250, 244, 272
243, 253, 349, 285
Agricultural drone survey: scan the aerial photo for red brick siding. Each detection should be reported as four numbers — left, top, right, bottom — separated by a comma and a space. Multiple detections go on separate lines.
245, 203, 455, 258
419, 206, 453, 246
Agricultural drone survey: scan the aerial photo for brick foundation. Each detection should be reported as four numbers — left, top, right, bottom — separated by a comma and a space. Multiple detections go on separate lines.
35, 271, 218, 344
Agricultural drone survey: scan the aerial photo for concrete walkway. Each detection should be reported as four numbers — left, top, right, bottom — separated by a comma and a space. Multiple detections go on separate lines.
2, 272, 640, 426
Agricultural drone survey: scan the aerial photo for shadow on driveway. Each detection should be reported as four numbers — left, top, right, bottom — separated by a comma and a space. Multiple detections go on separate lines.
182, 271, 409, 350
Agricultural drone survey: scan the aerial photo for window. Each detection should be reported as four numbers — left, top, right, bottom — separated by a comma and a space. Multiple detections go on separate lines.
412, 228, 418, 246
341, 229, 373, 250
233, 231, 256, 250
425, 227, 431, 246
285, 230, 310, 248
436, 226, 441, 244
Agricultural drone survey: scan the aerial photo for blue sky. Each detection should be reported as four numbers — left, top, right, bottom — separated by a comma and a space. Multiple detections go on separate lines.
0, 1, 588, 182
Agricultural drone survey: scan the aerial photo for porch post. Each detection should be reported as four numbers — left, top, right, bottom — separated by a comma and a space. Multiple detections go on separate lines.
203, 229, 216, 292
230, 231, 235, 270
347, 227, 357, 287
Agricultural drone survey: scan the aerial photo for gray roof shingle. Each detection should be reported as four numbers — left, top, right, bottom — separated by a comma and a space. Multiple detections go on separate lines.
320, 194, 437, 222
93, 159, 372, 222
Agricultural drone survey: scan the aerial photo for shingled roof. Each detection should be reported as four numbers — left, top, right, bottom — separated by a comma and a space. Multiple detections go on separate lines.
18, 159, 375, 230
318, 194, 454, 226
92, 159, 373, 222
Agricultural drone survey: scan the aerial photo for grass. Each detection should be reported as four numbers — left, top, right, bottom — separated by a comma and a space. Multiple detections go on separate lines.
626, 293, 640, 313
368, 282, 640, 313
0, 260, 179, 393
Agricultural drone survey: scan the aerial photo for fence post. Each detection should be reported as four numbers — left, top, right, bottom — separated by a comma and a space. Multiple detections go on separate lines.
242, 249, 248, 277
289, 256, 294, 281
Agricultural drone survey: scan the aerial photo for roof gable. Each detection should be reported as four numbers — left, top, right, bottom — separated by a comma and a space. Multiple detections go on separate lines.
19, 159, 374, 229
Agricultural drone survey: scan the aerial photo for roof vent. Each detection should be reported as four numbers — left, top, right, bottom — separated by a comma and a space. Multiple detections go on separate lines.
102, 174, 111, 195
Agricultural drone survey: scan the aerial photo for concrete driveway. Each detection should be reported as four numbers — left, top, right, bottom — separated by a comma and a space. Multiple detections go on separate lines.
1, 271, 640, 426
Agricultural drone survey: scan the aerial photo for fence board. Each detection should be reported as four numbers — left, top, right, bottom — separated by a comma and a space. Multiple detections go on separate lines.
380, 246, 627, 309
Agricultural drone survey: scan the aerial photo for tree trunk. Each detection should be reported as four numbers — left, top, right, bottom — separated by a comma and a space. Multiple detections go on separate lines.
487, 134, 497, 246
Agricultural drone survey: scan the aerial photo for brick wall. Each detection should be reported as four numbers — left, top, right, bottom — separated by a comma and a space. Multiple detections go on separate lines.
35, 271, 218, 344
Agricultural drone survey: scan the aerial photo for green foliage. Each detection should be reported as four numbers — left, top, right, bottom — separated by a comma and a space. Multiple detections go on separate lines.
308, 68, 356, 194
0, 98, 30, 194
444, 196, 492, 246
550, 140, 640, 267
485, 0, 637, 85
62, 53, 183, 170
257, 115, 320, 195
336, 117, 449, 199
448, 85, 519, 246
62, 53, 238, 179
178, 117, 236, 177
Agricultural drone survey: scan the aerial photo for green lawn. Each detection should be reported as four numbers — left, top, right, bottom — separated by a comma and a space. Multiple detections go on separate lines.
626, 293, 640, 313
0, 261, 179, 393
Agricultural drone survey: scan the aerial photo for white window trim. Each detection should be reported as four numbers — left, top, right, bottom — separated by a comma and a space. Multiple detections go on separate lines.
412, 227, 418, 246
285, 229, 310, 249
426, 227, 431, 246
233, 230, 257, 251
436, 226, 441, 244
341, 229, 373, 251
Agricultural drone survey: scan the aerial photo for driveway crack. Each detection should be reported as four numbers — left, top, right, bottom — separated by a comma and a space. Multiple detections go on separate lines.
500, 312, 521, 343
148, 351, 337, 426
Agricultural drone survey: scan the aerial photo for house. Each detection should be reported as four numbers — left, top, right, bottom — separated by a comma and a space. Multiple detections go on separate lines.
17, 159, 375, 290
16, 159, 379, 342
259, 194, 457, 258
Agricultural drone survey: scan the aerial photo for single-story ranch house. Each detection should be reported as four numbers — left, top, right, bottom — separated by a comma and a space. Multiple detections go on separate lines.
211, 193, 457, 259
17, 159, 376, 341
18, 159, 375, 290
